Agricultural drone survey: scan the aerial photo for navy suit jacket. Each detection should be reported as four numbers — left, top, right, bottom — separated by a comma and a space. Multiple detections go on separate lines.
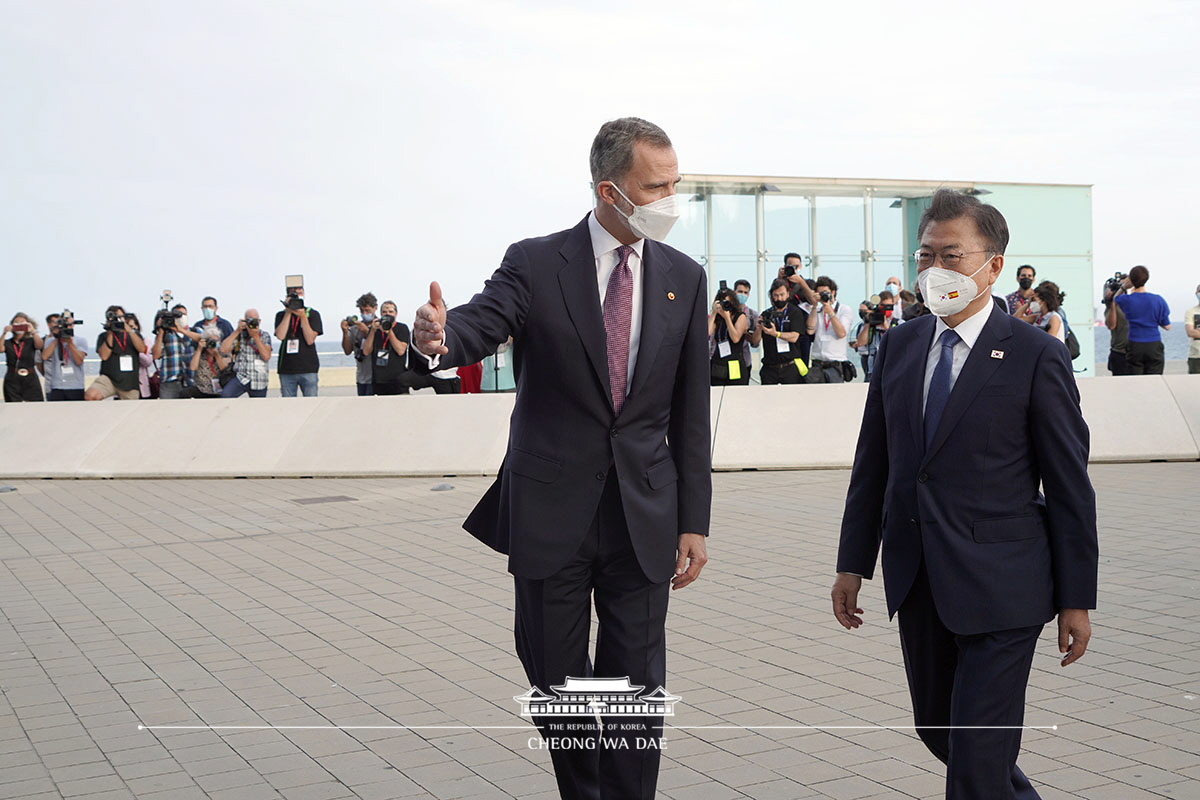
837, 305, 1098, 635
431, 215, 712, 582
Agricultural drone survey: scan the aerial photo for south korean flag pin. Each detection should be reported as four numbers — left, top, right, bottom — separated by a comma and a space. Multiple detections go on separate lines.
990, 349, 1005, 360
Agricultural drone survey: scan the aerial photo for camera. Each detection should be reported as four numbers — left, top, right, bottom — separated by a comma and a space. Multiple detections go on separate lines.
200, 337, 219, 350
246, 317, 260, 330
283, 290, 305, 311
154, 308, 183, 332
380, 314, 396, 332
819, 290, 832, 303
104, 309, 126, 331
344, 315, 359, 325
758, 308, 775, 327
53, 310, 81, 337
783, 265, 796, 277
1103, 272, 1128, 299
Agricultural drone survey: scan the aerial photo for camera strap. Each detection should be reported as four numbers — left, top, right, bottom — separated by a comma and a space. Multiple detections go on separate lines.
11, 339, 26, 364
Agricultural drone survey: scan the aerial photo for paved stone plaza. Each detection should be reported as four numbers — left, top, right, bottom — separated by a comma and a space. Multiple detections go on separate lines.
2, 464, 1198, 799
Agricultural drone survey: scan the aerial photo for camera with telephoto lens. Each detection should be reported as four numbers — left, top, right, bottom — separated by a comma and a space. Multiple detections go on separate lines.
380, 314, 396, 332
283, 290, 305, 310
344, 315, 359, 326
1103, 272, 1128, 300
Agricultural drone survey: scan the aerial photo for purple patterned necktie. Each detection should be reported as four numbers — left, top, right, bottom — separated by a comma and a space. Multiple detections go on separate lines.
604, 245, 634, 414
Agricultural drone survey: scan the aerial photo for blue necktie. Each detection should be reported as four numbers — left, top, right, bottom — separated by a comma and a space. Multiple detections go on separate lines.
924, 328, 961, 449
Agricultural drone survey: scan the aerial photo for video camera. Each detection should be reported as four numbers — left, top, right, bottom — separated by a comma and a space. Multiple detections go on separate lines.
104, 309, 126, 332
1103, 272, 1128, 300
154, 308, 184, 332
863, 294, 894, 326
283, 274, 305, 310
52, 310, 82, 338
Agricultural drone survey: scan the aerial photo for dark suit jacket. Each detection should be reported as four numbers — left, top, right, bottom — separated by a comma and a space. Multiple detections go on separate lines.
837, 305, 1098, 635
430, 215, 712, 582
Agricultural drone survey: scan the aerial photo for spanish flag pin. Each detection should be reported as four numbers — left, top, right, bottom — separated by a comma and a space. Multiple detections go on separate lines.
667, 292, 675, 301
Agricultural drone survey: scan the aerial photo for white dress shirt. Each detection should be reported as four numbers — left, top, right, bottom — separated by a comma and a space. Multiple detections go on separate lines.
422, 213, 644, 393
588, 211, 644, 393
922, 300, 995, 413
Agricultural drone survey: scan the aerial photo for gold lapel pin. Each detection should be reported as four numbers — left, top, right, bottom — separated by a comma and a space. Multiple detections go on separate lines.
667, 292, 675, 301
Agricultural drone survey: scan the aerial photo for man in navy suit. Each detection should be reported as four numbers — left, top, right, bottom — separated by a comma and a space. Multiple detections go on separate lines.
412, 118, 711, 800
831, 189, 1098, 799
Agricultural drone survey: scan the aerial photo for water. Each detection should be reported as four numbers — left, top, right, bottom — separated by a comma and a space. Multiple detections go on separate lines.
1090, 323, 1191, 361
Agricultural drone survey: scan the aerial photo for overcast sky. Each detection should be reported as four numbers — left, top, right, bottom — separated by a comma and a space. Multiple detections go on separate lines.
4, 0, 1198, 336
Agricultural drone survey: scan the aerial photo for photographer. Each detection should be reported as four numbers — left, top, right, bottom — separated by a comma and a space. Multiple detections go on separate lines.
1186, 283, 1200, 374
1108, 265, 1171, 375
192, 296, 235, 341
708, 287, 748, 386
361, 301, 412, 395
1005, 264, 1037, 314
1101, 274, 1130, 375
853, 290, 897, 382
220, 309, 272, 398
804, 276, 855, 383
733, 279, 759, 377
274, 282, 323, 396
755, 278, 810, 385
85, 305, 145, 401
182, 335, 230, 398
3, 313, 45, 402
341, 292, 377, 396
41, 311, 88, 401
152, 303, 193, 398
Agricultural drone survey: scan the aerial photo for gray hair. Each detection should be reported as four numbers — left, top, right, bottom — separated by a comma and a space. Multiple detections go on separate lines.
589, 117, 673, 198
917, 189, 1010, 255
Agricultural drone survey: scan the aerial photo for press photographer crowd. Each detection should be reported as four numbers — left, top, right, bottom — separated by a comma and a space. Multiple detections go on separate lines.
4, 264, 1197, 403
1, 276, 515, 403
706, 253, 1199, 387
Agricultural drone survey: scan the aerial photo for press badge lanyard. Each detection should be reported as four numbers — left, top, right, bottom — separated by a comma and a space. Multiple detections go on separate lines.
288, 314, 302, 339
112, 331, 128, 352
11, 339, 26, 365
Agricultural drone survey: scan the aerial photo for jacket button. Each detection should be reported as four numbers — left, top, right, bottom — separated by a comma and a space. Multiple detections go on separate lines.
917, 472, 929, 483
595, 472, 606, 481
610, 428, 618, 437
910, 518, 918, 525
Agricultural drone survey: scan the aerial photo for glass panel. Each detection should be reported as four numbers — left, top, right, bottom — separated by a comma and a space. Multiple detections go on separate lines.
814, 196, 867, 311
873, 196, 906, 298
709, 194, 758, 295
670, 191, 708, 266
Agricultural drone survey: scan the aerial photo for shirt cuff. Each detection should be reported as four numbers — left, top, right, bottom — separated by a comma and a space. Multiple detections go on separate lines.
418, 340, 444, 370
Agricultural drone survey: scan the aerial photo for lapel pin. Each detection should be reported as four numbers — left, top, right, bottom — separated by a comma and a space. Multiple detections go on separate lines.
990, 350, 1005, 360
667, 292, 675, 301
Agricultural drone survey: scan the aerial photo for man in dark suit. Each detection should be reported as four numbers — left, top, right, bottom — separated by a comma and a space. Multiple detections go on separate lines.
831, 189, 1098, 799
412, 117, 711, 800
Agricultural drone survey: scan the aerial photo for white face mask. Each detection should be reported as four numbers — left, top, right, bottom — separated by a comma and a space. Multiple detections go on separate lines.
178, 314, 188, 327
886, 283, 901, 295
361, 312, 375, 322
916, 256, 996, 317
1028, 301, 1042, 314
610, 182, 679, 242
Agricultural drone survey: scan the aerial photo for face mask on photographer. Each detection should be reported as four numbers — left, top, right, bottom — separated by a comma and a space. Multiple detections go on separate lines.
1028, 300, 1042, 314
772, 298, 788, 310
361, 312, 375, 323
886, 282, 901, 296
609, 182, 679, 242
735, 292, 749, 306
202, 307, 216, 321
1018, 276, 1033, 291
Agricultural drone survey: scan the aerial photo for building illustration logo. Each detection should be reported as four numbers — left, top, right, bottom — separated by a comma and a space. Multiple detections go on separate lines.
514, 677, 681, 717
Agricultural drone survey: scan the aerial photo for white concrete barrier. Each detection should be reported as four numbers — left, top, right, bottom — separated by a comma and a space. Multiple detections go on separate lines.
1078, 376, 1200, 462
0, 376, 1195, 479
711, 384, 868, 470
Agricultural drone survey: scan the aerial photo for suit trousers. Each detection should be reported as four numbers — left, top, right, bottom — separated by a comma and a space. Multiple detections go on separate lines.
897, 562, 1043, 800
513, 469, 670, 800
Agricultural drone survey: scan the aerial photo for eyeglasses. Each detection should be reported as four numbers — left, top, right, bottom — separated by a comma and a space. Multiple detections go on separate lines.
913, 250, 993, 269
